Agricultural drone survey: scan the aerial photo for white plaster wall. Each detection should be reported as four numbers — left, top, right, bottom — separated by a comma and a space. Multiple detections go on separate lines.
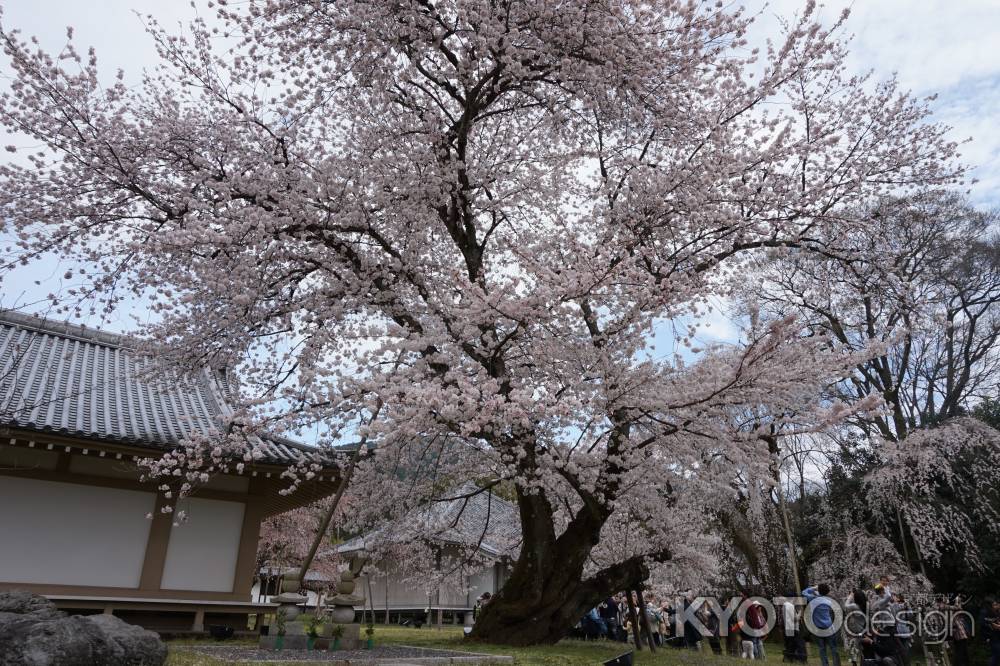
467, 566, 496, 601
0, 476, 154, 587
358, 561, 504, 610
160, 497, 245, 592
363, 574, 433, 608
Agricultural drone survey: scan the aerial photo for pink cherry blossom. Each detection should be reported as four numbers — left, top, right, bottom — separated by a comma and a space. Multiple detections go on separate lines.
0, 0, 964, 644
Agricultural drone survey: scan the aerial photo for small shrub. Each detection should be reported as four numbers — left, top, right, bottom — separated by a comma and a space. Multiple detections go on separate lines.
306, 615, 322, 639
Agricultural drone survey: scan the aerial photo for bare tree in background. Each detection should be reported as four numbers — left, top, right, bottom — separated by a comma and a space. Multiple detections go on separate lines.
750, 192, 1000, 440
745, 191, 1000, 584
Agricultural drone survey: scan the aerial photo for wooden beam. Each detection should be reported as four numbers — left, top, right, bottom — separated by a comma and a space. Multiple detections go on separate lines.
231, 499, 264, 596
635, 588, 657, 652
625, 591, 643, 651
139, 494, 174, 592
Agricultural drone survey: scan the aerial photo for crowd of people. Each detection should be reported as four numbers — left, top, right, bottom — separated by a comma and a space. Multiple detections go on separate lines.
566, 576, 1000, 666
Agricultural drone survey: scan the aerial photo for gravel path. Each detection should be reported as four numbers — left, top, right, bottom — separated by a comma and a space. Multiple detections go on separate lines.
185, 644, 513, 664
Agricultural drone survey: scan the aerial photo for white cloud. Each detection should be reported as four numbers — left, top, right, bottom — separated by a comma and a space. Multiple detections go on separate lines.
751, 0, 1000, 206
1, 1, 198, 82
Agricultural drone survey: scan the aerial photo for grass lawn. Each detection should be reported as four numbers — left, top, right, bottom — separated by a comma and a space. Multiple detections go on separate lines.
166, 626, 772, 666
167, 628, 989, 666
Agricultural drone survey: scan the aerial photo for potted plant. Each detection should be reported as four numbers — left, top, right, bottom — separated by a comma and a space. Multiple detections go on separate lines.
306, 614, 321, 650
274, 610, 287, 650
364, 622, 375, 649
329, 624, 345, 651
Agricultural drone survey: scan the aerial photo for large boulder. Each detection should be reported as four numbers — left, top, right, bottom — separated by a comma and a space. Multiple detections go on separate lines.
0, 591, 62, 620
0, 592, 166, 666
86, 615, 167, 665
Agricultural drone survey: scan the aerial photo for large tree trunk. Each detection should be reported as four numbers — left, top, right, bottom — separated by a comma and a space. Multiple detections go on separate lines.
469, 487, 661, 645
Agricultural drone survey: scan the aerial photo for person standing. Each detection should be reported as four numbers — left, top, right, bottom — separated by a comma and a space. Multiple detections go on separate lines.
473, 592, 492, 622
843, 589, 868, 666
870, 583, 894, 634
600, 597, 623, 642
728, 603, 743, 657
782, 591, 808, 663
747, 597, 768, 659
983, 598, 1000, 666
738, 612, 757, 659
803, 583, 841, 666
944, 596, 971, 666
587, 605, 609, 639
683, 596, 703, 650
705, 605, 723, 655
892, 594, 912, 666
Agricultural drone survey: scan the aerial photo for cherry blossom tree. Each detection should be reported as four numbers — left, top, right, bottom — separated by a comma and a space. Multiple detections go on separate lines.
257, 503, 344, 581
808, 526, 930, 597
745, 193, 1000, 585
867, 417, 1000, 572
0, 0, 963, 644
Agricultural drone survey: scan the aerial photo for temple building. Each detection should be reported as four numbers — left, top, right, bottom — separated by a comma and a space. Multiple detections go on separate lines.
335, 483, 519, 626
0, 311, 340, 634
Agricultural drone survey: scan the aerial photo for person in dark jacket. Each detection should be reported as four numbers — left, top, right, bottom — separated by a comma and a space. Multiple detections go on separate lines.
704, 605, 723, 655
473, 592, 492, 621
683, 596, 703, 649
745, 594, 768, 659
861, 630, 897, 666
728, 608, 743, 657
782, 591, 808, 663
943, 596, 971, 666
983, 598, 1000, 666
600, 597, 625, 642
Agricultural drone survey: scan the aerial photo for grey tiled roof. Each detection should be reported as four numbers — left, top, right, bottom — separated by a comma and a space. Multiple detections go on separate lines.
0, 311, 316, 465
338, 482, 522, 557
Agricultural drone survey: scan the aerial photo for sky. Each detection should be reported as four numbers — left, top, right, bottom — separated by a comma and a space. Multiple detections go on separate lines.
1, 0, 999, 337
759, 0, 1000, 204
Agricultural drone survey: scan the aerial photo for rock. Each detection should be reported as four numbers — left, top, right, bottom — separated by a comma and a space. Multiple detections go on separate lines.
7, 614, 115, 666
0, 591, 62, 620
87, 614, 167, 666
0, 591, 166, 666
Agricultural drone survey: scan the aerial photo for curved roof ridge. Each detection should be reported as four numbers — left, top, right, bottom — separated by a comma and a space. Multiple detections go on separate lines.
0, 310, 132, 349
0, 310, 324, 466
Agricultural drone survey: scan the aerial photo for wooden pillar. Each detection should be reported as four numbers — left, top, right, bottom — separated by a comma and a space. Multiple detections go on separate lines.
232, 500, 264, 596
138, 494, 174, 592
192, 609, 205, 633
634, 588, 657, 653
625, 591, 643, 651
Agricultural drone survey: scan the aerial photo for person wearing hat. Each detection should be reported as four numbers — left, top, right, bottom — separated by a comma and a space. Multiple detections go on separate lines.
870, 583, 894, 628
